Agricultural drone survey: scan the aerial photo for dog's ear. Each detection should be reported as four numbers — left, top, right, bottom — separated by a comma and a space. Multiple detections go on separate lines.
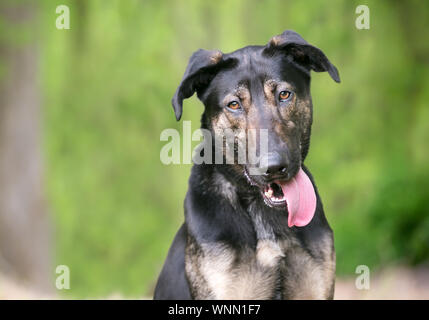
172, 49, 230, 121
264, 30, 340, 83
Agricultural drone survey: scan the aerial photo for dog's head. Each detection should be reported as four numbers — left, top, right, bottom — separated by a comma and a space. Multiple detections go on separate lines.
171, 30, 340, 221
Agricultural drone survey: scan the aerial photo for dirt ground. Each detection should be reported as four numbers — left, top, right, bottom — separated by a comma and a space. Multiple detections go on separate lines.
334, 266, 429, 300
1, 267, 429, 299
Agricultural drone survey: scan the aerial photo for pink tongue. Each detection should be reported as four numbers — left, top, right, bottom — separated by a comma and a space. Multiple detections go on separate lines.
278, 167, 317, 228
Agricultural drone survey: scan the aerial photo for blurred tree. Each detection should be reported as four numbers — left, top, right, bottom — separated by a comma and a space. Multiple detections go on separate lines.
34, 0, 429, 296
0, 1, 51, 291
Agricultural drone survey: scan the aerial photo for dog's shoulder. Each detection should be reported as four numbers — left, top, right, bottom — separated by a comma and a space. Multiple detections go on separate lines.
185, 165, 257, 247
153, 224, 192, 299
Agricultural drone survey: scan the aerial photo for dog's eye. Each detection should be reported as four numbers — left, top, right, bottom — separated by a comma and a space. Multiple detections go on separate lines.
227, 101, 241, 110
279, 91, 291, 101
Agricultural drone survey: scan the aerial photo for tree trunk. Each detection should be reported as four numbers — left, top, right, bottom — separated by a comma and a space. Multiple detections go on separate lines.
0, 1, 51, 292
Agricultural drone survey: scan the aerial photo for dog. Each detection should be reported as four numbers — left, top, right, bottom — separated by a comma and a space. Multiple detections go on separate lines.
154, 30, 340, 300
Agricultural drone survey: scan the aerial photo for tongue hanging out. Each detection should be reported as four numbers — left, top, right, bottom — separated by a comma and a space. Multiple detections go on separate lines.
278, 167, 317, 227
263, 167, 317, 228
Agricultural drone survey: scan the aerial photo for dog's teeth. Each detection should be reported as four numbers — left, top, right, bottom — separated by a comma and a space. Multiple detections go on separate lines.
265, 192, 273, 198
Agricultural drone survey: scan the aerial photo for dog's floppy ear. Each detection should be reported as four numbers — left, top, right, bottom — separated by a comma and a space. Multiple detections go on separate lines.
172, 49, 228, 121
264, 30, 340, 83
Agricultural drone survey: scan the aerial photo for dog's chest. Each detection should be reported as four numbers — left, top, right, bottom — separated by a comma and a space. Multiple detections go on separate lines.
185, 235, 334, 300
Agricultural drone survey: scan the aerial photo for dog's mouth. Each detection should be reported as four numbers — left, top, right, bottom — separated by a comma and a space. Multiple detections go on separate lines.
246, 167, 318, 227
262, 182, 287, 208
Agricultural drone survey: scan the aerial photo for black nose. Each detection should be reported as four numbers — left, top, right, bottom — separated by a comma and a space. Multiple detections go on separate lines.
264, 153, 289, 176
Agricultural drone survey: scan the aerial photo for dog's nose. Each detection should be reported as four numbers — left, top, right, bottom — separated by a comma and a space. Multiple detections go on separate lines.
263, 153, 289, 176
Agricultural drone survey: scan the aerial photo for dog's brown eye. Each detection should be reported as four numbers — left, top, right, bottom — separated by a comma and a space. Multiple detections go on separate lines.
227, 101, 241, 110
279, 91, 291, 101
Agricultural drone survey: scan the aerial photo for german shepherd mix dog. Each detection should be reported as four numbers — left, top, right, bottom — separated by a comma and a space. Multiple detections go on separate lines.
154, 30, 340, 300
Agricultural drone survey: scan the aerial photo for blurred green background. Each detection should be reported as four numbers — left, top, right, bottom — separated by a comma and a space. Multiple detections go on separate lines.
1, 0, 428, 298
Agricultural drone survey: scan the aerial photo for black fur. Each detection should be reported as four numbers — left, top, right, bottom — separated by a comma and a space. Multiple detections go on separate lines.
154, 30, 340, 300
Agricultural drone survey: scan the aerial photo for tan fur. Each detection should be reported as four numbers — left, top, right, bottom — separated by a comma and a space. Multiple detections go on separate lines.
185, 234, 335, 300
256, 239, 284, 267
196, 242, 279, 300
269, 35, 281, 46
263, 80, 277, 105
281, 235, 335, 300
210, 50, 223, 64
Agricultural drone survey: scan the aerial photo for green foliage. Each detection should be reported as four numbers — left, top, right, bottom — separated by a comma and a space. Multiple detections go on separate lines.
33, 0, 429, 296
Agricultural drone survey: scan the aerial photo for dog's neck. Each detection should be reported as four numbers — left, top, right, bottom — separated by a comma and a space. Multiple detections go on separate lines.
194, 163, 294, 241
195, 164, 263, 213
